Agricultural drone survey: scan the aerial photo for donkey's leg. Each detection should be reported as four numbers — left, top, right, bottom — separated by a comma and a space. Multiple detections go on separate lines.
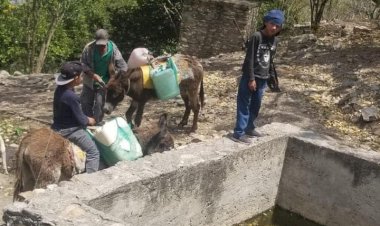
189, 93, 201, 132
134, 100, 147, 127
0, 135, 7, 174
179, 96, 191, 128
21, 162, 37, 192
126, 100, 138, 126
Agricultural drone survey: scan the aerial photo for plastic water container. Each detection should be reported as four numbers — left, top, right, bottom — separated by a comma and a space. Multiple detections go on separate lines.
151, 68, 180, 100
87, 117, 142, 166
127, 48, 151, 69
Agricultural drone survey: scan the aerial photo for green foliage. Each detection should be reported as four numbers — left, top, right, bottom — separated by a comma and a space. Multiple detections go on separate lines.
14, 127, 25, 137
0, 2, 26, 71
1, 0, 377, 73
0, 0, 183, 72
109, 0, 183, 57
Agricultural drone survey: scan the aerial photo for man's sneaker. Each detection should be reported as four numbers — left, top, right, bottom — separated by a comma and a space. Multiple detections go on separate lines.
245, 130, 263, 138
229, 134, 252, 144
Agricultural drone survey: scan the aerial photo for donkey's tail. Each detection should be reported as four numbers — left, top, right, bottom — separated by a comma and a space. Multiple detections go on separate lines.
199, 78, 205, 109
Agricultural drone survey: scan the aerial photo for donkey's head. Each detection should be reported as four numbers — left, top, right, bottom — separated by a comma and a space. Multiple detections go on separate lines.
134, 113, 174, 156
103, 70, 127, 115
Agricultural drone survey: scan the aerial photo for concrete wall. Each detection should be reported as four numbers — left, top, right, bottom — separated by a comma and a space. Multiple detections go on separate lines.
88, 137, 287, 225
277, 136, 380, 226
179, 0, 260, 58
3, 124, 291, 226
4, 123, 380, 226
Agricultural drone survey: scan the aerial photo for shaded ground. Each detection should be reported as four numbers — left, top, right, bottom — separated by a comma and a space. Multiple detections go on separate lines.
0, 20, 379, 221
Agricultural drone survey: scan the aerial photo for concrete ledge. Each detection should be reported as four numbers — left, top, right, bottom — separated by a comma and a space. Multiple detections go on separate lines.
3, 123, 380, 226
278, 136, 380, 226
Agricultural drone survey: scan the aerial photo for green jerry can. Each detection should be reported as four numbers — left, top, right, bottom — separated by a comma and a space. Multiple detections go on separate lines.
151, 67, 180, 100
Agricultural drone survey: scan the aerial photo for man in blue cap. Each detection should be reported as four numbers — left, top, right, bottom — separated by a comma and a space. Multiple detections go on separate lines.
231, 9, 285, 144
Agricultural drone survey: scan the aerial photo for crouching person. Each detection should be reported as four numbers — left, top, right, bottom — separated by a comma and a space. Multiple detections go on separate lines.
52, 61, 100, 173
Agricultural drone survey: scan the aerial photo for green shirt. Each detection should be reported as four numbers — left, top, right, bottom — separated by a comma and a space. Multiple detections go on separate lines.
93, 41, 114, 86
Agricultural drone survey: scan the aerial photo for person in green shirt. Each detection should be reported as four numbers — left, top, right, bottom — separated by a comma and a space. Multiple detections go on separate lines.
80, 29, 128, 123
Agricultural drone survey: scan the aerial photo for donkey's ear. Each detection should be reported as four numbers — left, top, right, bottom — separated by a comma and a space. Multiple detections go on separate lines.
158, 113, 168, 128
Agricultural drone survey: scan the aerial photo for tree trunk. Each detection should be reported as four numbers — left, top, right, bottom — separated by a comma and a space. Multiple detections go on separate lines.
33, 0, 73, 73
34, 13, 63, 73
310, 0, 330, 32
26, 0, 41, 73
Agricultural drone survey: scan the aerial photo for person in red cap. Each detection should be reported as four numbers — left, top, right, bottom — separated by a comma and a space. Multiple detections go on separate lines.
231, 9, 285, 144
80, 29, 128, 124
52, 61, 100, 173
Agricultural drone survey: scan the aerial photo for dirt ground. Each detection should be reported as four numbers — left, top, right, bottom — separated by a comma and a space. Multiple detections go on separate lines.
0, 20, 379, 221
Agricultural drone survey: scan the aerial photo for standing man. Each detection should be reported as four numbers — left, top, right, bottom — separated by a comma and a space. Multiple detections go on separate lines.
231, 9, 285, 144
81, 29, 128, 123
52, 61, 100, 173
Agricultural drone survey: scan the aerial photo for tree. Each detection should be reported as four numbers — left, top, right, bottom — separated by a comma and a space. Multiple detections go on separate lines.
109, 0, 183, 56
22, 0, 79, 73
34, 0, 77, 73
310, 0, 330, 32
0, 1, 25, 71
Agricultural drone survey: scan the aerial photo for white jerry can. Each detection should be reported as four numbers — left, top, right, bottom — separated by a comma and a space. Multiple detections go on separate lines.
127, 47, 152, 69
87, 117, 142, 166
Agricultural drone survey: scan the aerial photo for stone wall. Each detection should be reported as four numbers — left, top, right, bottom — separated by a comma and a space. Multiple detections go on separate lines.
179, 0, 260, 58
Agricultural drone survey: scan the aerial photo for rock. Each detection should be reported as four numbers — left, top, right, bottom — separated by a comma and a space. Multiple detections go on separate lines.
13, 71, 23, 76
175, 99, 184, 106
292, 34, 317, 44
350, 113, 361, 123
17, 191, 35, 201
61, 204, 86, 219
293, 23, 311, 34
341, 105, 353, 114
0, 70, 10, 77
361, 106, 379, 122
9, 143, 19, 149
370, 84, 380, 92
332, 40, 343, 50
373, 124, 380, 136
47, 184, 58, 190
302, 53, 314, 59
353, 26, 371, 34
341, 80, 356, 88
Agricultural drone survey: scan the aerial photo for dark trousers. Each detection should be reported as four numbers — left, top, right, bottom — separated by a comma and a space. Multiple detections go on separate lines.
80, 85, 105, 123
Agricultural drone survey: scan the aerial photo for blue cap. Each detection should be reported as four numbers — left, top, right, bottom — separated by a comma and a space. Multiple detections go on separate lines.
263, 9, 285, 26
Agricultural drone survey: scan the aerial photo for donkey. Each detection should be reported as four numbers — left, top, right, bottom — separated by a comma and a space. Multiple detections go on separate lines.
13, 114, 173, 201
103, 54, 205, 132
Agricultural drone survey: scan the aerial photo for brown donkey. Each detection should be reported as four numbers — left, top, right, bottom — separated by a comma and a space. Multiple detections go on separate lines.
13, 114, 173, 201
103, 54, 205, 132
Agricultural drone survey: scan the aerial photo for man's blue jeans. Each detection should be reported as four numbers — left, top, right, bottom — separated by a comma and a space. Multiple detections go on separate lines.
233, 76, 267, 138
